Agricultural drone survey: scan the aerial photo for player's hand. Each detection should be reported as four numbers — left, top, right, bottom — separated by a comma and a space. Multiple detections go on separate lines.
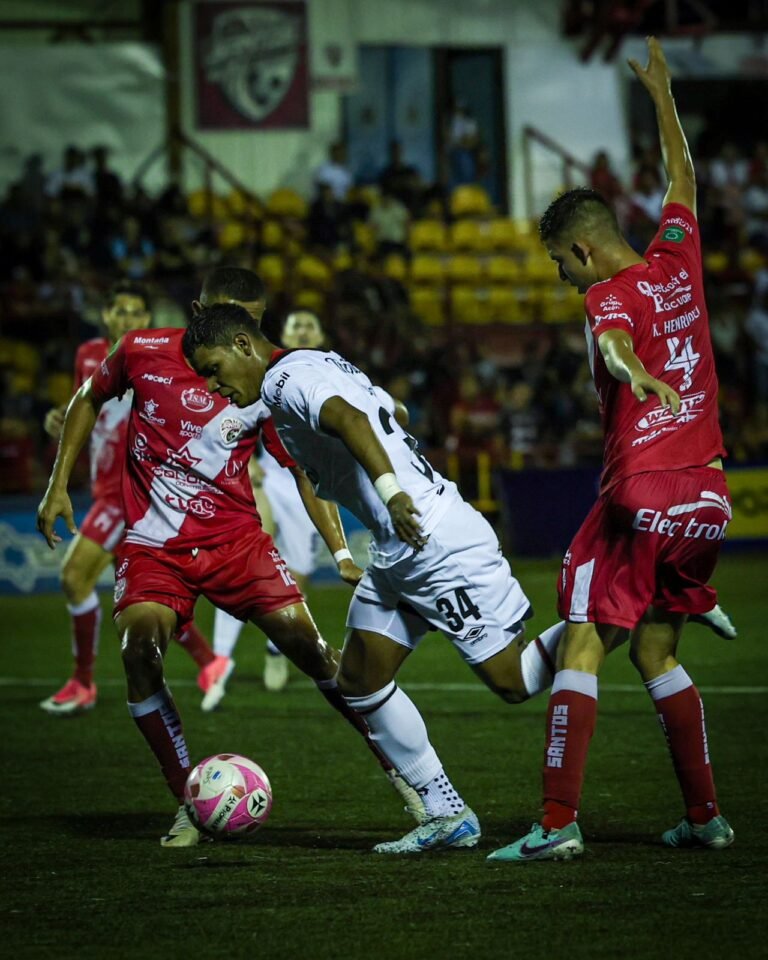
388, 491, 428, 550
36, 486, 77, 549
337, 558, 364, 586
631, 371, 681, 413
44, 406, 66, 439
628, 37, 672, 101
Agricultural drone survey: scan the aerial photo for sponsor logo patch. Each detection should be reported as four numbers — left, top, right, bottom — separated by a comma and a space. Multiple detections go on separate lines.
114, 578, 127, 602
139, 398, 166, 426
181, 387, 215, 413
663, 226, 686, 243
142, 373, 173, 385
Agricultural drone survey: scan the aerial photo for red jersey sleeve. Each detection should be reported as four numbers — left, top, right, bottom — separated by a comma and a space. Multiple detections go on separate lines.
645, 202, 701, 271
260, 416, 297, 470
90, 336, 130, 404
73, 343, 89, 391
584, 283, 637, 338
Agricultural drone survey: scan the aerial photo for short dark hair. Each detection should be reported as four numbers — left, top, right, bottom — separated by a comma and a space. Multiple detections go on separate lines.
105, 280, 151, 311
539, 187, 618, 243
200, 266, 265, 304
182, 302, 264, 359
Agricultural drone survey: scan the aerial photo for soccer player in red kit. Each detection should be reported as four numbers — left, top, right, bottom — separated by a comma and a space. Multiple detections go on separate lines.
36, 296, 401, 847
489, 38, 733, 862
39, 282, 215, 716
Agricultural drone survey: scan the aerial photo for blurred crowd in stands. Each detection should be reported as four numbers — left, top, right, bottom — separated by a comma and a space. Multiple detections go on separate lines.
1, 138, 767, 496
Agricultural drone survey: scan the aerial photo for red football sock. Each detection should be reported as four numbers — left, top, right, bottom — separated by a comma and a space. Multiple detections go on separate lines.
646, 665, 719, 825
128, 687, 190, 802
175, 622, 216, 668
67, 592, 101, 687
541, 669, 598, 831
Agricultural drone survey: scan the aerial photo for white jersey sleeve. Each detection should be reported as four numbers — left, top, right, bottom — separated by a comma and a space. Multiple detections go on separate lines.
262, 350, 459, 565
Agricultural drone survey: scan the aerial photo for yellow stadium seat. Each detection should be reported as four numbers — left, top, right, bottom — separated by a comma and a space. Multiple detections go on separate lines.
450, 185, 492, 218
261, 220, 285, 250
739, 248, 764, 274
353, 221, 376, 254
10, 342, 40, 374
487, 287, 524, 324
447, 255, 483, 286
226, 188, 263, 219
218, 221, 247, 251
47, 372, 74, 406
333, 250, 353, 272
523, 255, 557, 284
449, 220, 492, 253
293, 289, 326, 314
383, 253, 408, 282
257, 255, 286, 290
538, 287, 582, 324
704, 252, 729, 275
267, 188, 308, 219
410, 287, 445, 326
410, 220, 448, 252
450, 286, 492, 325
485, 256, 522, 285
186, 189, 228, 220
410, 254, 445, 286
295, 254, 333, 290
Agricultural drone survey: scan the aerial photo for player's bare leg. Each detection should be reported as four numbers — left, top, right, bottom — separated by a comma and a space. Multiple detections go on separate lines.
116, 602, 199, 848
337, 628, 479, 853
263, 571, 310, 693
631, 609, 733, 849
40, 534, 111, 716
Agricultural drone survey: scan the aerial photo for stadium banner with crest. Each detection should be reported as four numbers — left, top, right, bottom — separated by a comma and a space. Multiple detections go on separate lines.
194, 0, 309, 129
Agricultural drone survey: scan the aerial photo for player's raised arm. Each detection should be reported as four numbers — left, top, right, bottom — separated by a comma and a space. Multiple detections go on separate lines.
37, 379, 103, 548
318, 395, 428, 550
629, 37, 696, 214
598, 328, 681, 411
290, 468, 364, 585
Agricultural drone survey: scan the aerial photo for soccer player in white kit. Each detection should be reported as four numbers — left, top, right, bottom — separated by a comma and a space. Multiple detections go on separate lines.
184, 303, 569, 854
211, 310, 356, 696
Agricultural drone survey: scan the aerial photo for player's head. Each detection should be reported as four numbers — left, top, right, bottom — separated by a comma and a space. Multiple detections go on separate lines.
195, 266, 266, 326
538, 187, 621, 292
102, 281, 151, 342
183, 302, 270, 408
282, 310, 324, 349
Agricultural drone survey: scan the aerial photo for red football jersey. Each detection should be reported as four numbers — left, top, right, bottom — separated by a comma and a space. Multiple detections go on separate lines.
583, 202, 725, 492
74, 337, 131, 502
89, 328, 295, 550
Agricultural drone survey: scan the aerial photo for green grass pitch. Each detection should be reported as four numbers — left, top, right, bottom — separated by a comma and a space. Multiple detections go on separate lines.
1, 554, 767, 960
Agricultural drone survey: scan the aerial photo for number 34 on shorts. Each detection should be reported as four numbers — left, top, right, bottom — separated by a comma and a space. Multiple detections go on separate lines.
435, 587, 485, 641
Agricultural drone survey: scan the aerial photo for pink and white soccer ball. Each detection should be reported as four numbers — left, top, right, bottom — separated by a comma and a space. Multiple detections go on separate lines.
184, 753, 272, 838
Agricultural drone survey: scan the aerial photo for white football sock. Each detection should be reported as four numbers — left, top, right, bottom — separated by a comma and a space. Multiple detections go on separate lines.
416, 771, 465, 818
520, 621, 564, 697
212, 609, 243, 658
344, 681, 443, 789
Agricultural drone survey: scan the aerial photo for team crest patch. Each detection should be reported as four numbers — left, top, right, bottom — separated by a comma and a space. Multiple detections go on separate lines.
663, 226, 686, 243
114, 578, 127, 603
182, 387, 214, 413
220, 417, 244, 445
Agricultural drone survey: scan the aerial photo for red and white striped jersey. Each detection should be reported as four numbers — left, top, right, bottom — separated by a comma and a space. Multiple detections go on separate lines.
74, 338, 131, 502
89, 328, 294, 550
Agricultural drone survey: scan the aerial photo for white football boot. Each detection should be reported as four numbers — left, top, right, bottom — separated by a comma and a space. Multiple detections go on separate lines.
373, 806, 480, 854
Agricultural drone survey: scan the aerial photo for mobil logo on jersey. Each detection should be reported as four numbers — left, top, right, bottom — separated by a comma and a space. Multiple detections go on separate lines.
181, 386, 215, 413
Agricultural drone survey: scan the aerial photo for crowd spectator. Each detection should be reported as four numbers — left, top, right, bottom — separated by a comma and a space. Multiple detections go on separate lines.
313, 142, 353, 202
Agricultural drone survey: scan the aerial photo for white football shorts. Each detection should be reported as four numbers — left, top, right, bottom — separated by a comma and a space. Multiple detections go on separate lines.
262, 472, 319, 577
346, 499, 531, 665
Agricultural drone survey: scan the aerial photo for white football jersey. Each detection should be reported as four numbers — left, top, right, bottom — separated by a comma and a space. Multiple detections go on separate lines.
261, 350, 460, 564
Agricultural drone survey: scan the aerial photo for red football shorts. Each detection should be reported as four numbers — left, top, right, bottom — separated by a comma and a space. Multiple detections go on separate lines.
558, 467, 731, 629
112, 525, 303, 623
79, 498, 126, 553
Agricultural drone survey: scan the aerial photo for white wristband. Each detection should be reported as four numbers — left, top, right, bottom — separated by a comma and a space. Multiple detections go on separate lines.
374, 472, 403, 506
333, 548, 353, 564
